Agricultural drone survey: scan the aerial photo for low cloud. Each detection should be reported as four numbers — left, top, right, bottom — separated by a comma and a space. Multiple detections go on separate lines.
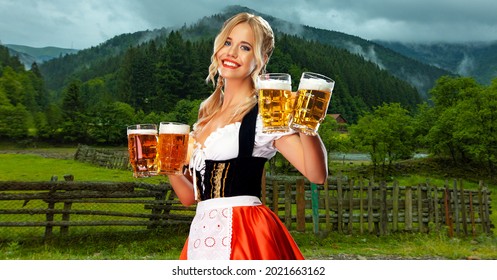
456, 54, 475, 76
2, 0, 497, 49
344, 42, 385, 69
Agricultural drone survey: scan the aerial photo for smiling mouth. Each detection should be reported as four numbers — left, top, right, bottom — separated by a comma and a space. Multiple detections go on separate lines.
223, 60, 240, 68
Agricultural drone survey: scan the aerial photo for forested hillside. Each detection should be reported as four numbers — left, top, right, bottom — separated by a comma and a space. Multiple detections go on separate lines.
5, 44, 78, 70
192, 6, 451, 96
2, 6, 434, 146
37, 7, 423, 117
374, 40, 497, 85
39, 29, 421, 118
0, 45, 48, 141
39, 6, 450, 96
2, 6, 496, 177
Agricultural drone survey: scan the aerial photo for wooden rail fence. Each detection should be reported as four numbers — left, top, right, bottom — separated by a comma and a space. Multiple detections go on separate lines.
0, 176, 493, 238
0, 179, 194, 238
263, 176, 493, 237
74, 144, 130, 170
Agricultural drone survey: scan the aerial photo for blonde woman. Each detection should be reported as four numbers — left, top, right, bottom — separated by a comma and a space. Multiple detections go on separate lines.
167, 12, 328, 260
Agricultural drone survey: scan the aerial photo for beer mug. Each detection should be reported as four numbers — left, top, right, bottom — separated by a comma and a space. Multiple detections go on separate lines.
257, 73, 294, 133
127, 124, 158, 178
158, 122, 190, 175
290, 72, 334, 136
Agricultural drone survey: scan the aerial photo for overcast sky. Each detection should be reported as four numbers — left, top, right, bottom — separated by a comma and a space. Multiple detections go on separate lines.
1, 0, 497, 49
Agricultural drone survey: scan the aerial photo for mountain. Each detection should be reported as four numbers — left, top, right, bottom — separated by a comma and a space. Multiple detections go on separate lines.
5, 44, 79, 69
37, 5, 451, 101
33, 5, 470, 124
37, 27, 173, 91
187, 5, 452, 98
373, 40, 497, 85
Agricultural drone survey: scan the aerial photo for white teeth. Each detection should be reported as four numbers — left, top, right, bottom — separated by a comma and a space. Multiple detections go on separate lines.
224, 61, 238, 67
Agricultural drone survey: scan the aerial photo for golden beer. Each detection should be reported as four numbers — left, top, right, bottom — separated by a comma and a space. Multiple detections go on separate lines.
290, 72, 334, 136
257, 73, 293, 133
127, 124, 158, 178
158, 122, 190, 175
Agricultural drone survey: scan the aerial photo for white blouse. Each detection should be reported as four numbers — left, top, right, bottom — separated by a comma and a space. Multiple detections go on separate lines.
201, 115, 294, 160
189, 115, 295, 198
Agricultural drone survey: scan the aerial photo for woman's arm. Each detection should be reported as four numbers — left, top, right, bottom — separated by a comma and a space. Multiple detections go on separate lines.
167, 173, 196, 207
274, 133, 328, 184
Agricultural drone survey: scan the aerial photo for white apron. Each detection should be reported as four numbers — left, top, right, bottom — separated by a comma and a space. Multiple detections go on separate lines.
187, 196, 262, 260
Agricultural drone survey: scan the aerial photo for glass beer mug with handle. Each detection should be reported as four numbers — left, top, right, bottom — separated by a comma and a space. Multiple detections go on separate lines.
158, 122, 190, 175
290, 72, 334, 136
257, 73, 294, 133
127, 124, 158, 178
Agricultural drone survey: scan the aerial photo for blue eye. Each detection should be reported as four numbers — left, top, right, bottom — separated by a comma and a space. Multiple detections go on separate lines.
241, 45, 251, 51
224, 40, 231, 46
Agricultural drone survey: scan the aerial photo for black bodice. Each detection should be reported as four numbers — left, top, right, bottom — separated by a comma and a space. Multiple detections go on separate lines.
195, 105, 268, 201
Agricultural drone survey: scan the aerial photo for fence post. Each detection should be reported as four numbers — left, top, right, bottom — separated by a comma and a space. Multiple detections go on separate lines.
405, 186, 413, 231
311, 183, 319, 234
426, 180, 434, 230
74, 144, 82, 160
444, 180, 454, 238
148, 185, 167, 229
392, 180, 399, 232
469, 191, 476, 238
433, 184, 440, 231
272, 181, 279, 213
337, 176, 343, 233
324, 180, 331, 232
379, 182, 388, 235
348, 179, 354, 234
367, 179, 374, 234
296, 179, 306, 232
284, 183, 292, 230
359, 178, 364, 234
60, 174, 74, 235
417, 185, 423, 233
458, 179, 468, 236
44, 176, 58, 239
482, 184, 491, 234
452, 179, 460, 235
478, 181, 485, 234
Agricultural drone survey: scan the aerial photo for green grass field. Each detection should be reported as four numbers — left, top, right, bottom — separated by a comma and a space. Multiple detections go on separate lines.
0, 153, 164, 184
1, 148, 497, 260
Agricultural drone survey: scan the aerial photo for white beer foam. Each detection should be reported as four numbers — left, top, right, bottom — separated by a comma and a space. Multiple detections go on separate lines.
127, 129, 157, 135
257, 79, 291, 90
298, 77, 334, 92
159, 123, 190, 134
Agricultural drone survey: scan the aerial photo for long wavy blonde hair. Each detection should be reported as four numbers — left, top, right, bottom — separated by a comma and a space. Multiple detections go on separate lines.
193, 12, 275, 138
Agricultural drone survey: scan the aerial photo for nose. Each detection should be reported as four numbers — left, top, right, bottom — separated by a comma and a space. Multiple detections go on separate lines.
227, 44, 238, 58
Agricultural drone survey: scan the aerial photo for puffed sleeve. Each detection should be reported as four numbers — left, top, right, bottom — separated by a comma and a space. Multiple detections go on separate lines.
253, 115, 296, 158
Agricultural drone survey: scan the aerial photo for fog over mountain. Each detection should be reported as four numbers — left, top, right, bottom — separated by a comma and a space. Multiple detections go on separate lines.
4, 4, 497, 97
1, 0, 497, 49
375, 40, 497, 85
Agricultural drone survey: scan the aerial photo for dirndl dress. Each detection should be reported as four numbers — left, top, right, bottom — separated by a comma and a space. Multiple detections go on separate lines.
179, 105, 304, 260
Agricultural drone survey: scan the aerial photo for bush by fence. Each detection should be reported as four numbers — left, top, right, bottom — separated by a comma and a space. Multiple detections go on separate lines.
0, 175, 493, 239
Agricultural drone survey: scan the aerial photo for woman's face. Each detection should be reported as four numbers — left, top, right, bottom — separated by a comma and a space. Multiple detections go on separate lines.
216, 22, 258, 82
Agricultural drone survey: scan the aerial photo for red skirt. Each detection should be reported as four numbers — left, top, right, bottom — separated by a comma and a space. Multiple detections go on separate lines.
179, 200, 304, 260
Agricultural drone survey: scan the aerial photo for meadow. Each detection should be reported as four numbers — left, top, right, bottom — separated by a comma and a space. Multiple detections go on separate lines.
1, 147, 496, 260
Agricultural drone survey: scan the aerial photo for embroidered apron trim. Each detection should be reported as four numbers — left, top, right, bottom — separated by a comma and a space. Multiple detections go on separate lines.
187, 196, 262, 260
